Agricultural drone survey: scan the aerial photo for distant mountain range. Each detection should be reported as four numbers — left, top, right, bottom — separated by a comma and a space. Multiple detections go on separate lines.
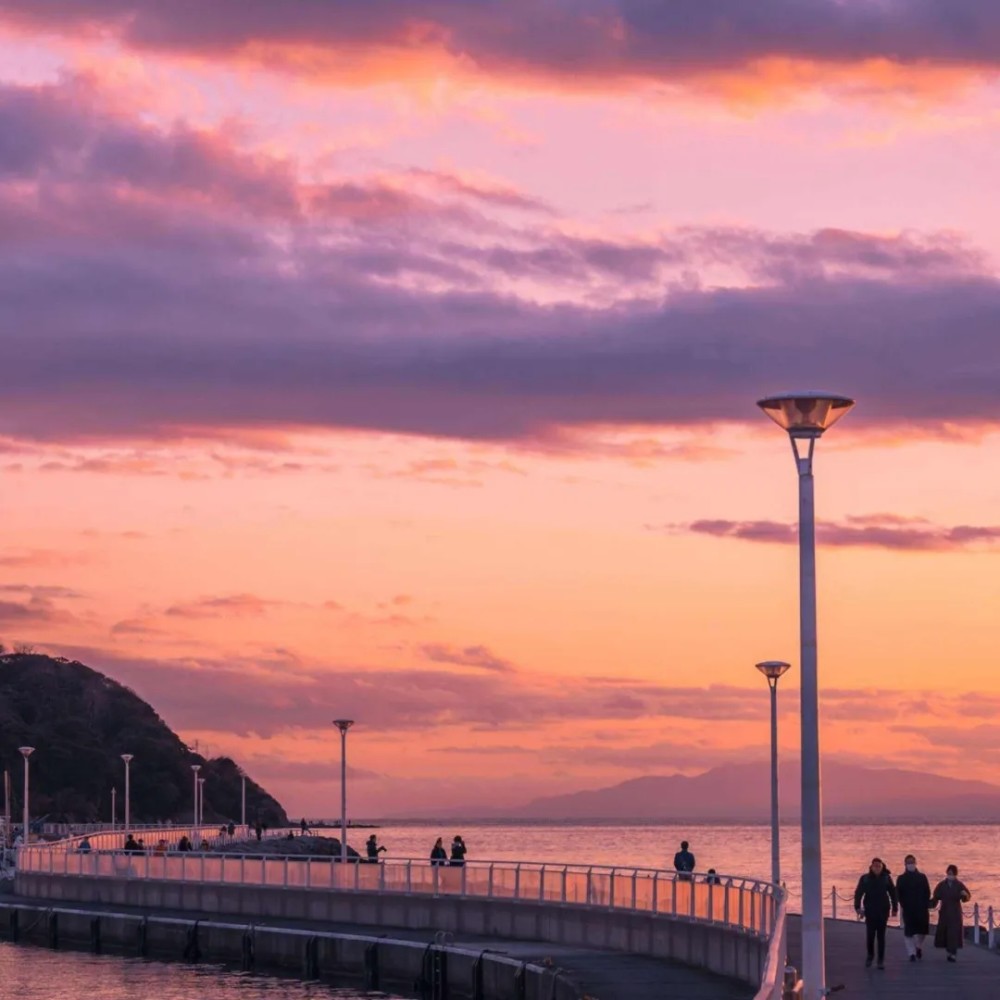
509, 761, 1000, 822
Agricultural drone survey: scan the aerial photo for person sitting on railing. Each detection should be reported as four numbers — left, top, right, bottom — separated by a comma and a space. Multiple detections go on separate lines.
706, 868, 721, 886
430, 838, 447, 866
854, 857, 898, 969
450, 835, 467, 867
673, 840, 696, 880
366, 834, 387, 863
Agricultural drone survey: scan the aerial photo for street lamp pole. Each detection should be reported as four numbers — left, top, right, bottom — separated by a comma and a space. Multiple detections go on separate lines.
333, 720, 354, 863
239, 769, 247, 829
111, 787, 117, 831
198, 778, 205, 828
755, 660, 791, 887
120, 754, 134, 832
191, 764, 201, 829
18, 747, 34, 844
758, 391, 854, 1000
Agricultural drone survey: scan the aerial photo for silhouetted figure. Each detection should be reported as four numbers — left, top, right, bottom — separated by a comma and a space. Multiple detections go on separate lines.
897, 853, 932, 961
227, 822, 235, 837
177, 835, 192, 852
286, 830, 295, 841
673, 840, 695, 880
430, 837, 447, 866
198, 838, 210, 851
123, 835, 140, 854
136, 838, 145, 852
254, 822, 263, 842
366, 834, 387, 862
706, 868, 721, 886
300, 818, 310, 835
854, 857, 898, 969
450, 835, 467, 867
77, 837, 92, 853
932, 865, 971, 962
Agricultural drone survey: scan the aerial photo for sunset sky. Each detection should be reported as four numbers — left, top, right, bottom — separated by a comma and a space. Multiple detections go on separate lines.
2, 2, 1000, 818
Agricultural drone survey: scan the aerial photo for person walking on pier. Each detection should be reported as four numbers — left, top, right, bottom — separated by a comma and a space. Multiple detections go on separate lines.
673, 841, 695, 880
896, 854, 931, 961
854, 857, 898, 969
931, 864, 971, 962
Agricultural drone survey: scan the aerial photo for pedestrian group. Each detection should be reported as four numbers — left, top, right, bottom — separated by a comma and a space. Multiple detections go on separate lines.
854, 854, 971, 968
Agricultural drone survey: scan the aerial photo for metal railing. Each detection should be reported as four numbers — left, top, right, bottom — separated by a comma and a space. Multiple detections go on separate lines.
17, 843, 780, 940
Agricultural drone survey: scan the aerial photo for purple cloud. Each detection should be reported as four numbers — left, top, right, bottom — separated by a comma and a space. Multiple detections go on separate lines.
419, 643, 516, 673
1, 78, 999, 447
3, 2, 1000, 81
677, 515, 1000, 551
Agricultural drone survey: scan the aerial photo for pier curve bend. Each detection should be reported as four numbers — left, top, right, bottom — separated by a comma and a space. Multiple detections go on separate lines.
16, 833, 788, 999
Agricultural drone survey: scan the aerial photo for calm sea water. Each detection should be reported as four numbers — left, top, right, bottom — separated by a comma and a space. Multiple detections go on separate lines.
0, 944, 403, 1000
355, 821, 1000, 912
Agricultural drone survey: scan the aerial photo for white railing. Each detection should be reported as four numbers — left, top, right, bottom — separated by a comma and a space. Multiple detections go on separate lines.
17, 844, 781, 941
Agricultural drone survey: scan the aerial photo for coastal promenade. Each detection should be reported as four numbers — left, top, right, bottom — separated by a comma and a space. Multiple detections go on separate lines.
788, 916, 1000, 999
11, 827, 784, 998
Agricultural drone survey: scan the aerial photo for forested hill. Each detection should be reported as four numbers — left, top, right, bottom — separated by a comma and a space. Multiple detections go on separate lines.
0, 652, 288, 825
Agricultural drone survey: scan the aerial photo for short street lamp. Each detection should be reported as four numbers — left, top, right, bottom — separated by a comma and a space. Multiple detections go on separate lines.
191, 764, 201, 827
18, 747, 34, 844
120, 754, 134, 832
333, 720, 354, 863
755, 660, 791, 887
239, 768, 247, 829
757, 391, 854, 1000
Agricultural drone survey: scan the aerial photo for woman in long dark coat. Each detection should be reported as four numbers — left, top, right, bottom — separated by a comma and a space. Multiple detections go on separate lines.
896, 853, 931, 961
931, 864, 971, 962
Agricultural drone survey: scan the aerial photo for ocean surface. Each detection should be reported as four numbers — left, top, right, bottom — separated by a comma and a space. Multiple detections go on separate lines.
0, 944, 404, 1000
353, 821, 1000, 913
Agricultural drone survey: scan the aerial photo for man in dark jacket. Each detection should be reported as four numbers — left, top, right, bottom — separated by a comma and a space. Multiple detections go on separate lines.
854, 857, 898, 968
896, 853, 931, 961
673, 840, 696, 880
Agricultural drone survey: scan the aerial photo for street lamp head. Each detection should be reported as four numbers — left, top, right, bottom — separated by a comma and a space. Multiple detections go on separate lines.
120, 754, 133, 764
757, 392, 855, 438
756, 660, 792, 683
333, 719, 354, 733
18, 746, 34, 759
190, 764, 201, 773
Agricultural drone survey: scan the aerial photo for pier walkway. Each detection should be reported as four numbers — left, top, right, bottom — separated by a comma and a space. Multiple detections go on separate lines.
788, 916, 999, 999
0, 893, 753, 1000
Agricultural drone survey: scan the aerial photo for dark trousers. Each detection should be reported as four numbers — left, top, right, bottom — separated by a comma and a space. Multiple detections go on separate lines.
866, 918, 887, 960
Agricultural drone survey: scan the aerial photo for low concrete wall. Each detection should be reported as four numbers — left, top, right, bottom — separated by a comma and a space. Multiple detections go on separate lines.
0, 901, 579, 1000
15, 872, 768, 987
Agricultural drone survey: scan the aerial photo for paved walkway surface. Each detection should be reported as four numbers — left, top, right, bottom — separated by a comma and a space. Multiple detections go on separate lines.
0, 894, 753, 1000
787, 916, 999, 998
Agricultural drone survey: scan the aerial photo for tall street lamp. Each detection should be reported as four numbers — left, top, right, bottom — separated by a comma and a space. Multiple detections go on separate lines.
198, 778, 205, 828
333, 720, 354, 863
239, 768, 247, 829
191, 764, 201, 828
758, 391, 854, 1000
18, 747, 34, 844
755, 660, 791, 887
111, 786, 117, 831
120, 754, 134, 832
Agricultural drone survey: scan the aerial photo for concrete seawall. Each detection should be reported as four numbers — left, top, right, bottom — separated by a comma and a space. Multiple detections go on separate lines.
0, 900, 579, 1000
15, 871, 769, 987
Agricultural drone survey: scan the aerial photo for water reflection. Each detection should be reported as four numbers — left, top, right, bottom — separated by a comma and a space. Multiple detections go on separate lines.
0, 943, 405, 1000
